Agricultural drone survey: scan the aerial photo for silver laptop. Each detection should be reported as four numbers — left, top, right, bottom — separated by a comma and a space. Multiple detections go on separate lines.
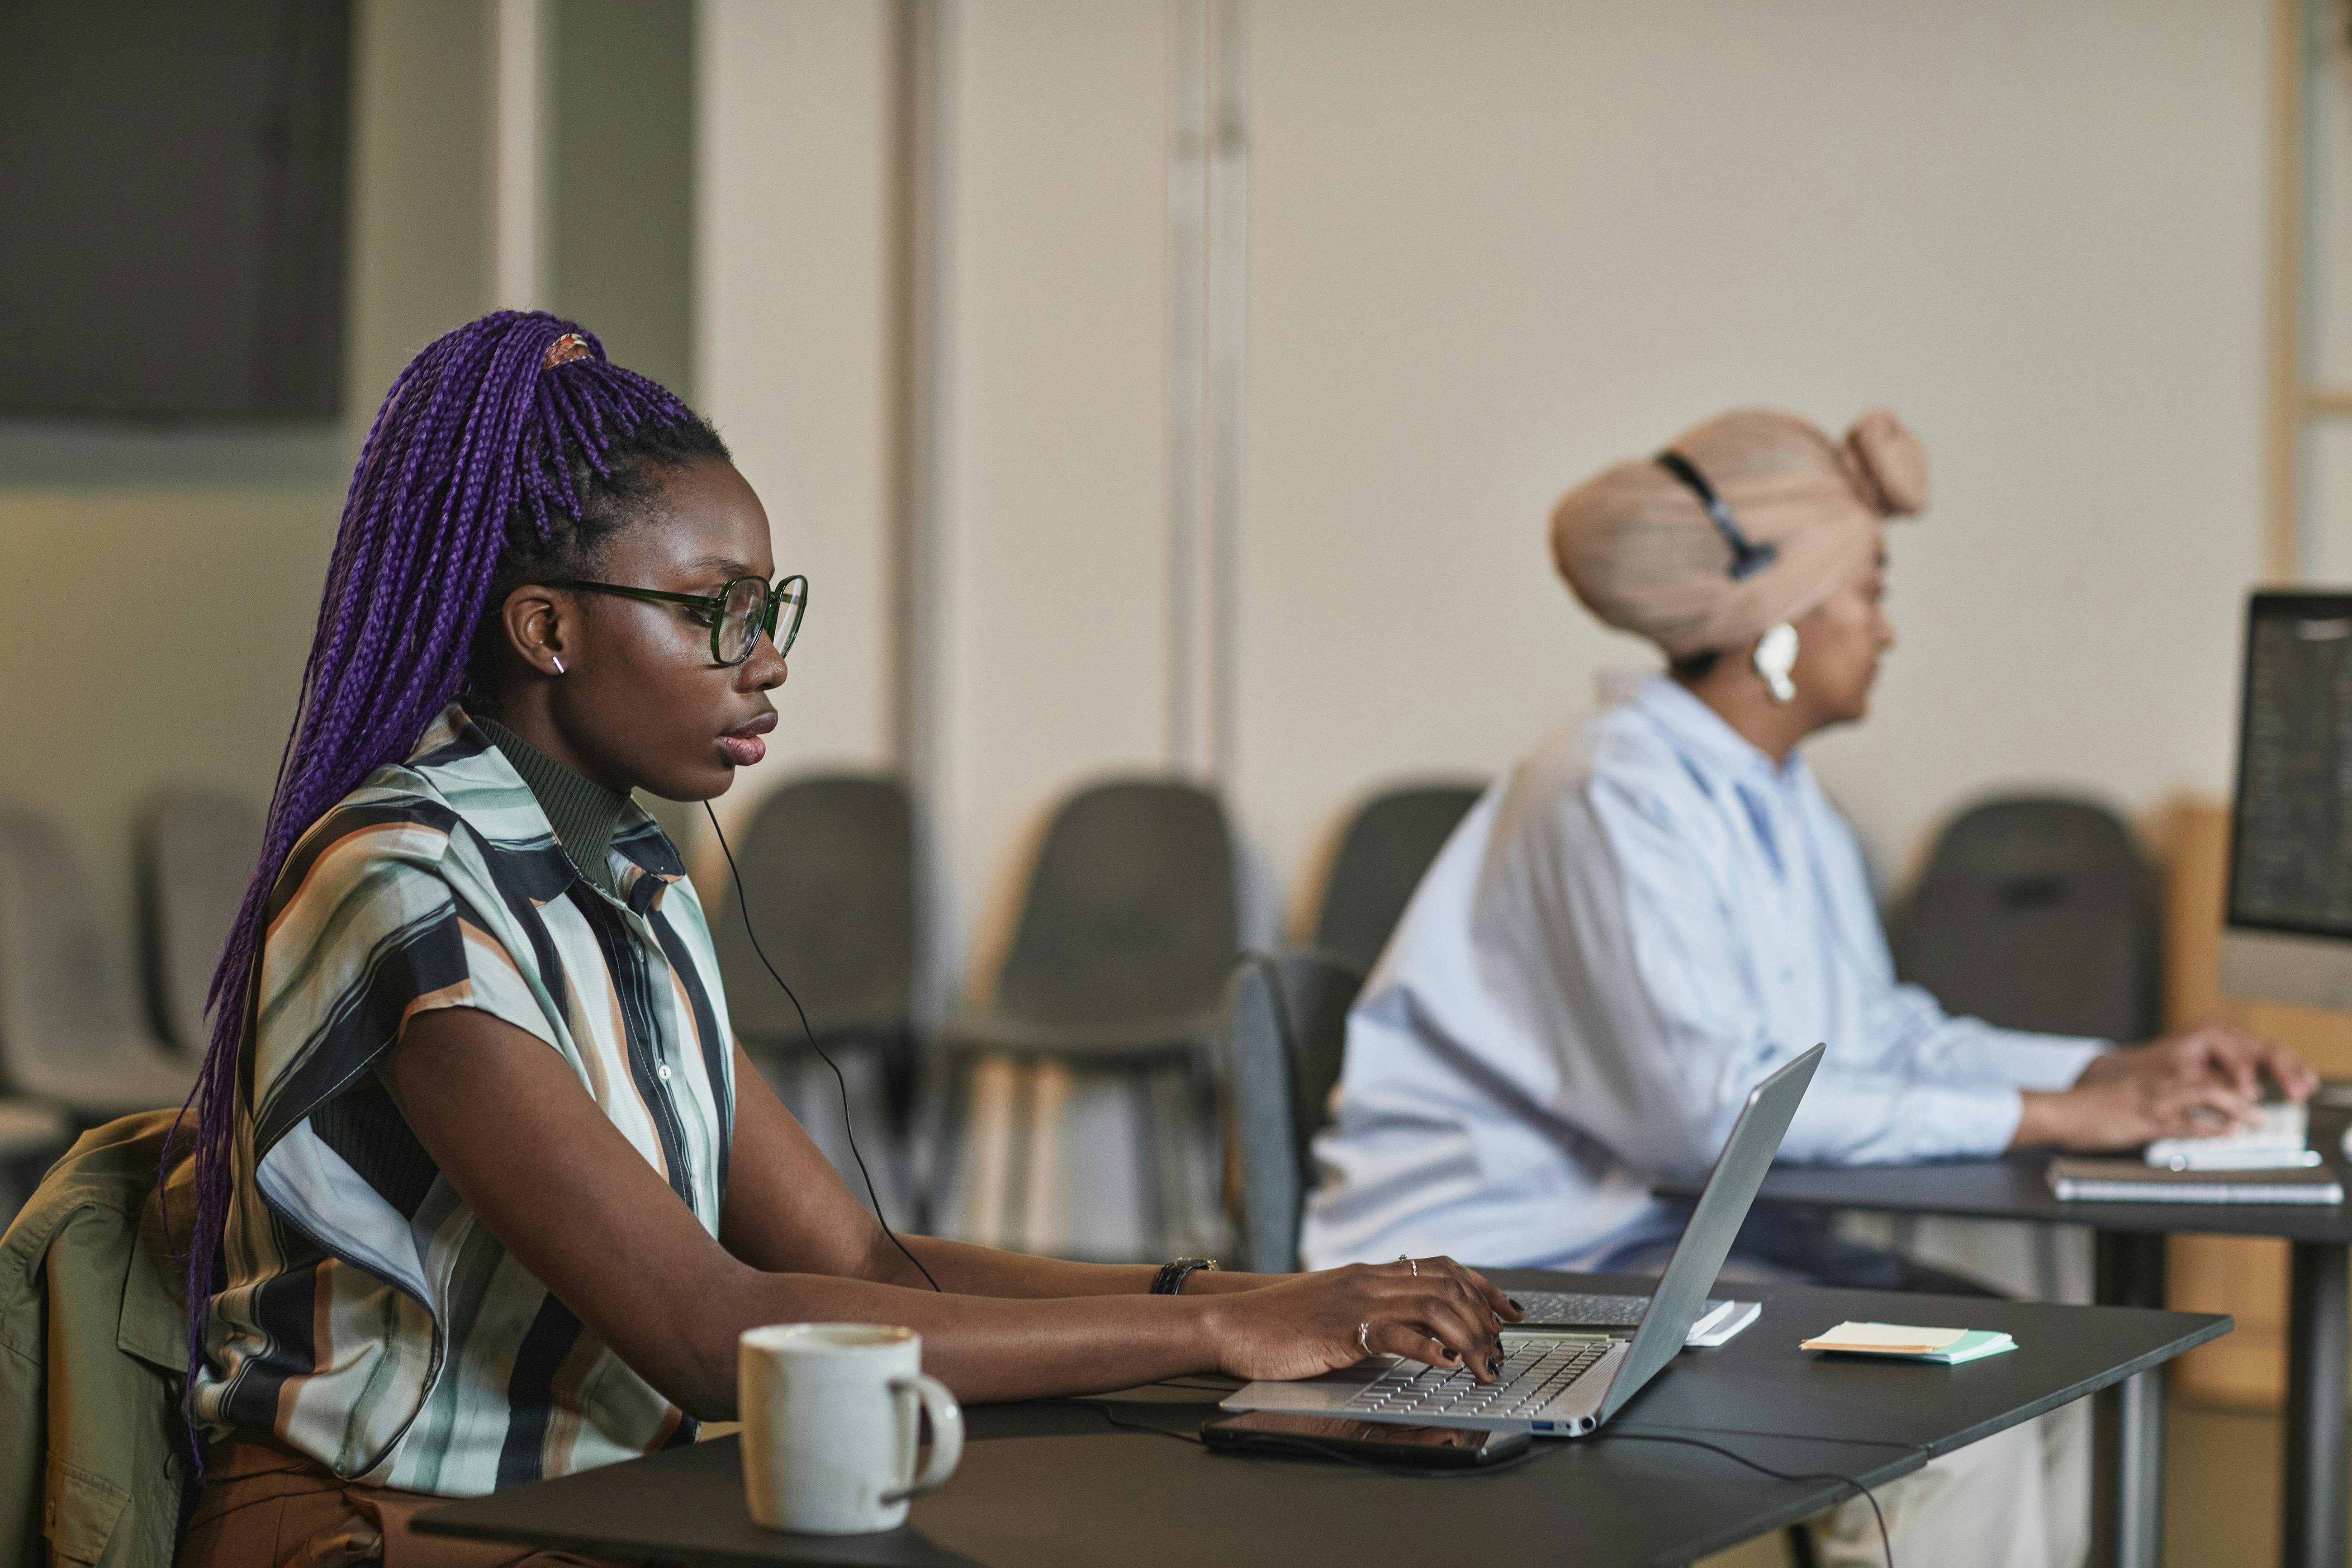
1222, 1042, 1822, 1438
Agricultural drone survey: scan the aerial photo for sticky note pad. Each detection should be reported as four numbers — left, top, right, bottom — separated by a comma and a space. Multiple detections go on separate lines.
1802, 1322, 1968, 1355
1801, 1322, 2016, 1364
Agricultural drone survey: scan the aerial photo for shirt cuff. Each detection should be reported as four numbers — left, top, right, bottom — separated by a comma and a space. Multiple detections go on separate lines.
1907, 1084, 2025, 1161
1784, 1079, 2027, 1164
1980, 1031, 2110, 1093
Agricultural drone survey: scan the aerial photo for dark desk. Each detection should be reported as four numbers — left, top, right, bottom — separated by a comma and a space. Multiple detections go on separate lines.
414, 1271, 2224, 1568
1656, 1128, 2352, 1568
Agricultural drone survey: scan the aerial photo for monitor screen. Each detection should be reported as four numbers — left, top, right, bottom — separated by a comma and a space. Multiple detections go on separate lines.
0, 0, 352, 420
2227, 592, 2352, 941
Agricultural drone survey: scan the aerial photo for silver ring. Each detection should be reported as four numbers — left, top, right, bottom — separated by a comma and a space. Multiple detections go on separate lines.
1397, 1253, 1417, 1277
1359, 1321, 1371, 1355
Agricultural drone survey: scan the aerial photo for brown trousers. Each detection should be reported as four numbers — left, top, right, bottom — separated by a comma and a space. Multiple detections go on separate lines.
178, 1442, 620, 1568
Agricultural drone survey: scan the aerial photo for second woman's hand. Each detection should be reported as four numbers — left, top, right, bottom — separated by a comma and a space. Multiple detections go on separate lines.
1199, 1256, 1522, 1385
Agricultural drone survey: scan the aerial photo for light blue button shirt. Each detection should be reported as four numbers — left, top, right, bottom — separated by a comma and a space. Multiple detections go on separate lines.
1299, 676, 2106, 1272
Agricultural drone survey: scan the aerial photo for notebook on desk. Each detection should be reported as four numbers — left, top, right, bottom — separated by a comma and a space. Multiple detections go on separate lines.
2047, 1157, 2344, 1205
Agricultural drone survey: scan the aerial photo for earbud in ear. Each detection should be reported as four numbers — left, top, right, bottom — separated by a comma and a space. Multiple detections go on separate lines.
551, 654, 565, 675
1753, 622, 1798, 704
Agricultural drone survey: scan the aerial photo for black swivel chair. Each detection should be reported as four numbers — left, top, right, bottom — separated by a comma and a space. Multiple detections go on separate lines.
1895, 796, 2159, 1044
930, 779, 1239, 1259
1893, 795, 2158, 1304
1312, 784, 1483, 974
709, 775, 918, 1216
1219, 951, 1364, 1274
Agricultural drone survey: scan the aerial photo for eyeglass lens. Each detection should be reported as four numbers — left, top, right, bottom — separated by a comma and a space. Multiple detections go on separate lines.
716, 576, 808, 664
717, 578, 767, 664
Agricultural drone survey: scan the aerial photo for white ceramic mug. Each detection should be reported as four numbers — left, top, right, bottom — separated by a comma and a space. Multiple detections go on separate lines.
738, 1323, 964, 1534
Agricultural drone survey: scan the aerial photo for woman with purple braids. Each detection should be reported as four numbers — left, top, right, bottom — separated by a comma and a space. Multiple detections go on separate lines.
175, 312, 1516, 1564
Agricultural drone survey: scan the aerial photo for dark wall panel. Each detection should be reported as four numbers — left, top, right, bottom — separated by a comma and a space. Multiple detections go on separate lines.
0, 0, 351, 419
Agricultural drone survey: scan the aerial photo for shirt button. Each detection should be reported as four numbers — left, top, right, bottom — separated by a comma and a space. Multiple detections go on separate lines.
657, 1064, 672, 1082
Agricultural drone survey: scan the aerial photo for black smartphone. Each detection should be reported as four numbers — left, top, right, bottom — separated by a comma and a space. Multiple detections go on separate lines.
1200, 1411, 1532, 1468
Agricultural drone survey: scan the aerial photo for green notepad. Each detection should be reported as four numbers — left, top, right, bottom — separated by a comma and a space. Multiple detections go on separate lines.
1911, 1331, 2016, 1364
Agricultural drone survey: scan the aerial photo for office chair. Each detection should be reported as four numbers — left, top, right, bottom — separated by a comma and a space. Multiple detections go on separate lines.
1896, 796, 2158, 1044
0, 803, 198, 1125
1895, 795, 2157, 1302
136, 786, 263, 1055
1219, 950, 1364, 1274
1311, 784, 1483, 974
928, 778, 1239, 1259
710, 774, 918, 1219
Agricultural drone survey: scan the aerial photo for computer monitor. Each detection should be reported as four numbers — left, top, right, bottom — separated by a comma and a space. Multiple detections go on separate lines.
2222, 591, 2352, 1008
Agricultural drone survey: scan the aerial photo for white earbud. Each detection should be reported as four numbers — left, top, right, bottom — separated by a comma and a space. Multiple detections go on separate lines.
551, 654, 566, 675
1753, 622, 1798, 704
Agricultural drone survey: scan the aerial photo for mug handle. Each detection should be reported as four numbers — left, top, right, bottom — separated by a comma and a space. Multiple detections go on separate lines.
881, 1373, 964, 1505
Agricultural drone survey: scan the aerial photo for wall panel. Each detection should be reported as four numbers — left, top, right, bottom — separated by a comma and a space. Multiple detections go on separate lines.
697, 0, 899, 817
1238, 0, 2269, 904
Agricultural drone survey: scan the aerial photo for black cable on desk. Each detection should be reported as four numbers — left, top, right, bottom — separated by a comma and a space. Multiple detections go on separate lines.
1603, 1429, 1906, 1568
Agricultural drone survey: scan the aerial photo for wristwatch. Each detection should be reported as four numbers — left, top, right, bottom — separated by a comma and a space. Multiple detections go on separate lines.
1152, 1257, 1219, 1295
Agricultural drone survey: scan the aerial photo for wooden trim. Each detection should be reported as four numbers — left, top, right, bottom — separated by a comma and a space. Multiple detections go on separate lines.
2306, 387, 2352, 418
2266, 0, 2307, 583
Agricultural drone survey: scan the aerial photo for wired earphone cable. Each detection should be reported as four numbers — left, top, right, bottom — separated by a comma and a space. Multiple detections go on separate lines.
709, 809, 1891, 1552
706, 801, 942, 1293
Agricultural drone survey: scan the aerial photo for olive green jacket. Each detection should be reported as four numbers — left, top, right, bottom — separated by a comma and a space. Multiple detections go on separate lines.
0, 1111, 196, 1568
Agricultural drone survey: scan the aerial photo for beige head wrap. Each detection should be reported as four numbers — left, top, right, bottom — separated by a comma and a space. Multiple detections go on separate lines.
1549, 407, 1929, 657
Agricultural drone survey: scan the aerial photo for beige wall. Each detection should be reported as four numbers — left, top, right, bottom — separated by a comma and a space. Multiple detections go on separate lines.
696, 0, 900, 795
935, 0, 1180, 976
694, 0, 2274, 1013
1235, 0, 2270, 895
0, 0, 2282, 1030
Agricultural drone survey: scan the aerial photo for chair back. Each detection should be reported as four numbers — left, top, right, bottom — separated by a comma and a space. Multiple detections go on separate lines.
137, 786, 263, 1053
0, 802, 190, 1105
994, 780, 1238, 1028
1312, 784, 1483, 973
1220, 951, 1364, 1273
711, 774, 916, 1045
1896, 796, 2158, 1042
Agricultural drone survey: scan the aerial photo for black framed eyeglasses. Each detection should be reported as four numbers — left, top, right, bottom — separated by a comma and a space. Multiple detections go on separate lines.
550, 573, 807, 666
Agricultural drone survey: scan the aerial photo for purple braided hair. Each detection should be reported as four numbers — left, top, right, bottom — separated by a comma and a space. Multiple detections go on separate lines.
167, 310, 712, 1464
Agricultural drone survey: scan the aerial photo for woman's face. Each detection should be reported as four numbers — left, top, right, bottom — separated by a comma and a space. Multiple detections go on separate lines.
1788, 531, 1894, 728
525, 458, 789, 801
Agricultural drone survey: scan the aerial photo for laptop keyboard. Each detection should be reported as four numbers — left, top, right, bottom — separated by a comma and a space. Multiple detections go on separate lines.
1341, 1336, 1613, 1421
1516, 1290, 1725, 1326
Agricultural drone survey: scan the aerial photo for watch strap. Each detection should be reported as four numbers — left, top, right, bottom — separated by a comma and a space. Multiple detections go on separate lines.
1152, 1257, 1219, 1295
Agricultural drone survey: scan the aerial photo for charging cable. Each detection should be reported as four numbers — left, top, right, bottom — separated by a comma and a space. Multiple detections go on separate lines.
706, 802, 942, 1293
1607, 1427, 1902, 1568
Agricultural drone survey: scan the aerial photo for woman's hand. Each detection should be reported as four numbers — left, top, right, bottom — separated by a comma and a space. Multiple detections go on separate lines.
1199, 1257, 1525, 1385
2017, 1070, 2262, 1151
2078, 1022, 2319, 1105
2015, 1019, 2322, 1152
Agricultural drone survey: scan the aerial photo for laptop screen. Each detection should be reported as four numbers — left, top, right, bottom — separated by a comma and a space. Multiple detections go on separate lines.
1599, 1043, 1823, 1421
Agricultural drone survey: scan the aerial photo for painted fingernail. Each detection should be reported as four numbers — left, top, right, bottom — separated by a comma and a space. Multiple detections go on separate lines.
1509, 1298, 1525, 1311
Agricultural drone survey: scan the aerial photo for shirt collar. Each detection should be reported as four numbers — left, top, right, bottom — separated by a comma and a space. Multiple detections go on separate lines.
409, 704, 687, 914
1626, 674, 1806, 791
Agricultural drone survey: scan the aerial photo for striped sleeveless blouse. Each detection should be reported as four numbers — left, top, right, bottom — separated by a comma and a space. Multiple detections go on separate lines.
192, 705, 736, 1494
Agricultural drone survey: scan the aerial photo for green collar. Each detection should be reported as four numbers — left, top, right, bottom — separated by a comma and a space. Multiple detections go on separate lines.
472, 716, 633, 897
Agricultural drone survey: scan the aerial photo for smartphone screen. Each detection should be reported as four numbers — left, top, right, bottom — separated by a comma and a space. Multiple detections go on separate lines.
1201, 1410, 1532, 1467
